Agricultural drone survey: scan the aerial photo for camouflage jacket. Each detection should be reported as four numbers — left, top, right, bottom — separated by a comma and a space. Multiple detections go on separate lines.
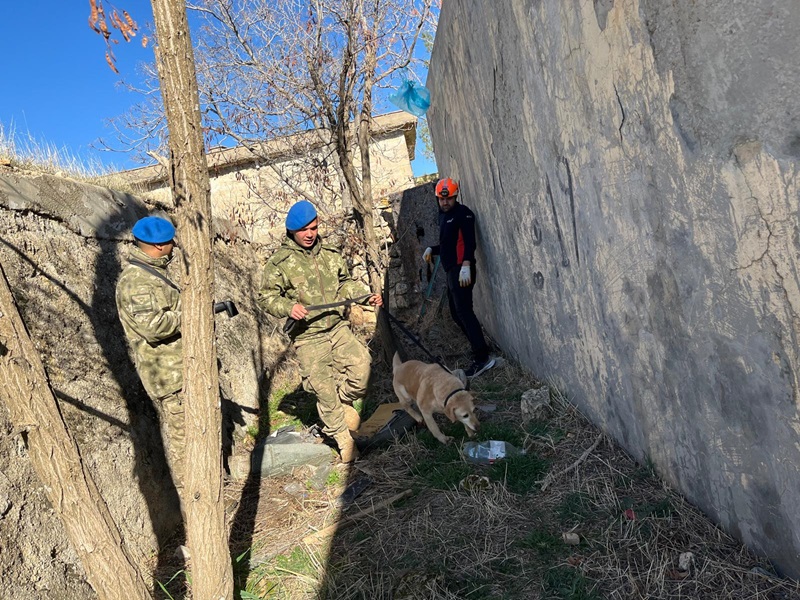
257, 236, 370, 341
115, 246, 183, 399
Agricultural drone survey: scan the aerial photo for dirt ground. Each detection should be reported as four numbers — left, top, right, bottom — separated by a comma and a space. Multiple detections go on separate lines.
154, 307, 800, 600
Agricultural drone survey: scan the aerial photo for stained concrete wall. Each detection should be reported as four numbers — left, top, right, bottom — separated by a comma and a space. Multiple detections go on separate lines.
428, 0, 800, 575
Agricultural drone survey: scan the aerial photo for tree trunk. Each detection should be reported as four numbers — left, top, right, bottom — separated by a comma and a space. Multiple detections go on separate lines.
333, 127, 396, 363
0, 262, 152, 600
357, 21, 397, 363
150, 0, 234, 598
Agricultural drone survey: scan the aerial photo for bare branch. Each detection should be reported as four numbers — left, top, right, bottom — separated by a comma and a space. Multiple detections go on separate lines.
146, 150, 169, 169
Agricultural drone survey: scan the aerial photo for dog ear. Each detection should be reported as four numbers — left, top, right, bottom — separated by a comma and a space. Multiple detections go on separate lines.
444, 401, 457, 422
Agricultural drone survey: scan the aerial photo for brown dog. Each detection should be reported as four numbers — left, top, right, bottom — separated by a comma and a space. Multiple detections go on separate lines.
392, 352, 480, 444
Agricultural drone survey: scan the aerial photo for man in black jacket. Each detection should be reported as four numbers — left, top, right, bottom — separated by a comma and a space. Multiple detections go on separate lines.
423, 178, 495, 378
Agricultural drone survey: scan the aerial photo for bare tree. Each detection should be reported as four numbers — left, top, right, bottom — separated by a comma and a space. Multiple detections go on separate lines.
0, 263, 152, 600
149, 0, 234, 597
117, 0, 435, 324
195, 1, 430, 204
189, 0, 435, 358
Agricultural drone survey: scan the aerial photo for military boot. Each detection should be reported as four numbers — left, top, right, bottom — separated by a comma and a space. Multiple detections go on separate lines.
342, 404, 361, 433
333, 431, 360, 463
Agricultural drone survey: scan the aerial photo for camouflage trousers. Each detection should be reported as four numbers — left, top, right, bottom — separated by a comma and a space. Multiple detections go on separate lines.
155, 390, 186, 490
294, 324, 371, 437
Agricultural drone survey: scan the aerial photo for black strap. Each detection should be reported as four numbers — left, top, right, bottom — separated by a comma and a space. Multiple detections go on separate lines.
282, 296, 454, 375
443, 387, 465, 407
283, 294, 373, 334
128, 258, 181, 292
302, 294, 373, 312
383, 310, 452, 373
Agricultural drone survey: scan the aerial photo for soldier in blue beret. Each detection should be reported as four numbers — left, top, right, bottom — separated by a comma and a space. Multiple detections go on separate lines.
258, 201, 382, 463
115, 216, 186, 492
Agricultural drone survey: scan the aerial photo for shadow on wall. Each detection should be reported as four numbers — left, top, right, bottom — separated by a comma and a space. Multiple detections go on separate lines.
0, 229, 184, 595
92, 228, 189, 594
389, 181, 444, 315
0, 168, 293, 596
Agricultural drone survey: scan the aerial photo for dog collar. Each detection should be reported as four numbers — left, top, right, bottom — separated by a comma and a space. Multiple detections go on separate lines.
444, 388, 466, 407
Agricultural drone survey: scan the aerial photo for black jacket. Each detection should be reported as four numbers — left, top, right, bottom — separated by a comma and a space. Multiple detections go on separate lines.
431, 203, 477, 272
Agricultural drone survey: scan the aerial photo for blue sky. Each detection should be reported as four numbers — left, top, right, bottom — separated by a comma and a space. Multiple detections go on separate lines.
0, 1, 436, 176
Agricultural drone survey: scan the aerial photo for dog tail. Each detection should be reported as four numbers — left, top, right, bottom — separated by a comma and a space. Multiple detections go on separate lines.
392, 351, 402, 371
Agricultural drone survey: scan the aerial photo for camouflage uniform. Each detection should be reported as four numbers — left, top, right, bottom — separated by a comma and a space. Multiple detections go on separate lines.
258, 236, 371, 437
115, 246, 185, 486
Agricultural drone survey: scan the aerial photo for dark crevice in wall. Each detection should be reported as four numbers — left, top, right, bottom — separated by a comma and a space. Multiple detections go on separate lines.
669, 95, 697, 152
545, 174, 570, 268
558, 156, 580, 267
594, 0, 614, 31
613, 84, 626, 143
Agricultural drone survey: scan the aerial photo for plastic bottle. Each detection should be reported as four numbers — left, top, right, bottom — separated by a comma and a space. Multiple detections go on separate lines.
462, 440, 524, 465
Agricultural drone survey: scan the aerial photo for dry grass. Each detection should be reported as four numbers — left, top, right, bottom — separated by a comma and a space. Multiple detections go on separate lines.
157, 308, 800, 600
0, 122, 144, 193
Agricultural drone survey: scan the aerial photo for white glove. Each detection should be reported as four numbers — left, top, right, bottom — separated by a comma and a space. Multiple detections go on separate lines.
423, 247, 433, 263
459, 265, 472, 287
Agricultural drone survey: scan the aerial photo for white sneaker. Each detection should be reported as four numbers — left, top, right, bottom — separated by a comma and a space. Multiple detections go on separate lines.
465, 357, 496, 378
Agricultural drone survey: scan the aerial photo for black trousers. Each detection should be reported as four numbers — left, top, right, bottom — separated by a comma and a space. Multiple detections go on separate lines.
445, 265, 490, 362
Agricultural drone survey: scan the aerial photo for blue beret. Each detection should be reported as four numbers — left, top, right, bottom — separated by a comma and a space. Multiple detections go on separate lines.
286, 200, 317, 231
132, 216, 176, 244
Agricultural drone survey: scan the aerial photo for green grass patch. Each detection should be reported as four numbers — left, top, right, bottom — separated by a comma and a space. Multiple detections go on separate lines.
516, 529, 568, 562
325, 469, 342, 487
233, 549, 273, 599
488, 454, 549, 495
240, 567, 279, 599
448, 575, 531, 600
525, 420, 566, 445
155, 569, 190, 600
274, 546, 316, 577
471, 380, 523, 404
451, 584, 498, 600
614, 473, 633, 488
265, 383, 318, 433
488, 556, 523, 575
413, 456, 472, 490
242, 545, 317, 597
641, 497, 673, 518
416, 422, 473, 448
524, 419, 550, 437
346, 529, 372, 545
632, 456, 657, 482
543, 566, 602, 600
557, 492, 595, 525
619, 495, 673, 519
413, 422, 548, 493
411, 433, 471, 489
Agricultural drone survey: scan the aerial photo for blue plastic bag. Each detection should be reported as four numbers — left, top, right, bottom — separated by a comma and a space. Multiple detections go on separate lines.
389, 79, 431, 117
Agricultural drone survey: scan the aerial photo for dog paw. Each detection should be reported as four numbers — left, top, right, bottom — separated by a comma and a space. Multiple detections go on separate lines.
440, 436, 454, 445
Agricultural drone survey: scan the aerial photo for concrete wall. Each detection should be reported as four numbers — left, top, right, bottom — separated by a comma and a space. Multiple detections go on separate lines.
428, 0, 800, 574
